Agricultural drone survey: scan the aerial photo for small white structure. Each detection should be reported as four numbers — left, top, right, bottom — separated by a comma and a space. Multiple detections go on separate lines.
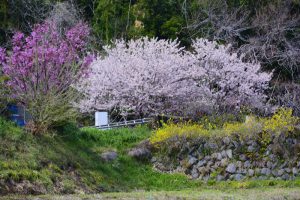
95, 111, 109, 127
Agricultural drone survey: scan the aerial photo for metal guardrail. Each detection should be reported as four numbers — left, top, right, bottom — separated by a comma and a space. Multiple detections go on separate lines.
95, 118, 152, 130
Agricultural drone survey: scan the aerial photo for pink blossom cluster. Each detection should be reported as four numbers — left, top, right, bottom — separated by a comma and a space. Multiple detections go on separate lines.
0, 20, 91, 102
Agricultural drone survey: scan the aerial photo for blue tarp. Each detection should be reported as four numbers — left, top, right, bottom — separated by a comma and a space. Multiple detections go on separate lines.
7, 105, 26, 126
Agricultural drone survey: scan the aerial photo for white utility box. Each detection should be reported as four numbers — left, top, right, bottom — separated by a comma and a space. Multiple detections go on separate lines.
95, 111, 108, 126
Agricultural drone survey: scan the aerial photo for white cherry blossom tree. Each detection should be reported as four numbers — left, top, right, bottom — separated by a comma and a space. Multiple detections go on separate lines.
75, 37, 272, 118
191, 39, 272, 112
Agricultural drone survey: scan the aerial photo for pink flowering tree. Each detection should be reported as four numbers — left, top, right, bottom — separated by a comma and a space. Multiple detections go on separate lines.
76, 37, 272, 118
0, 20, 92, 133
0, 48, 10, 113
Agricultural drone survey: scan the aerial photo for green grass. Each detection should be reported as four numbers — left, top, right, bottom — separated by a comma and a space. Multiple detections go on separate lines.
0, 119, 202, 193
0, 117, 300, 196
80, 126, 152, 152
2, 188, 300, 200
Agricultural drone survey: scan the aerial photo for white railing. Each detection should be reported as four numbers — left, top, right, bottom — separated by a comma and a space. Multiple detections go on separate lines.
95, 118, 152, 130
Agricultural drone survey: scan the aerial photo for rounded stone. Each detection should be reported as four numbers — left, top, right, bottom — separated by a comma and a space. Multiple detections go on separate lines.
261, 168, 271, 176
226, 149, 233, 159
188, 156, 198, 167
196, 160, 207, 168
223, 137, 231, 145
234, 174, 244, 181
285, 168, 291, 173
220, 158, 228, 167
271, 170, 278, 177
217, 153, 223, 161
266, 161, 273, 169
236, 161, 243, 168
247, 145, 256, 152
221, 150, 227, 158
248, 169, 255, 177
281, 174, 290, 180
277, 169, 285, 176
239, 154, 247, 161
191, 168, 199, 179
101, 151, 118, 162
292, 167, 298, 175
244, 161, 251, 168
216, 175, 225, 181
226, 163, 236, 174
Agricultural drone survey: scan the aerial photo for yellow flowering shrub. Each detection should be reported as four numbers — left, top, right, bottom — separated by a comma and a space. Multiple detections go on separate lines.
150, 121, 209, 144
150, 108, 299, 144
263, 108, 299, 135
223, 109, 299, 137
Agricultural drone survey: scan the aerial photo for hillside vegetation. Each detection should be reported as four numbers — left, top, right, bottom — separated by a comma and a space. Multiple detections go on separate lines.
0, 0, 299, 199
0, 118, 202, 195
1, 117, 300, 198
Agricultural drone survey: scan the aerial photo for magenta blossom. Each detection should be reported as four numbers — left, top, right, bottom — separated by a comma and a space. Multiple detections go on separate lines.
0, 20, 94, 132
0, 20, 92, 99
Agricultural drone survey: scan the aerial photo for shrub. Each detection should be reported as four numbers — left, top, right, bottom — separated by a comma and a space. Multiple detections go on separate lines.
198, 112, 246, 129
150, 108, 299, 144
0, 117, 23, 138
150, 121, 210, 144
0, 57, 9, 113
0, 20, 92, 134
0, 76, 8, 113
263, 108, 299, 136
223, 116, 263, 139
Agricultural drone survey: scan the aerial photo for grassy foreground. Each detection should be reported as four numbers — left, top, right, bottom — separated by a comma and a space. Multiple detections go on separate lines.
2, 188, 300, 200
1, 117, 300, 198
0, 118, 202, 194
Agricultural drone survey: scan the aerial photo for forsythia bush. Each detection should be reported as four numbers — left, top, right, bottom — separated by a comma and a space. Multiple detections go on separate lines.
150, 108, 299, 144
263, 108, 299, 135
150, 121, 209, 144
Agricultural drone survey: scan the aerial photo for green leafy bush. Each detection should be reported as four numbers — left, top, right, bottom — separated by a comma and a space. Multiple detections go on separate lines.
0, 74, 10, 113
0, 117, 23, 138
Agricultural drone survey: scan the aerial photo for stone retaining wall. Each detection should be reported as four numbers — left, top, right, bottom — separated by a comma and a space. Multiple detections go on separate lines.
151, 134, 300, 181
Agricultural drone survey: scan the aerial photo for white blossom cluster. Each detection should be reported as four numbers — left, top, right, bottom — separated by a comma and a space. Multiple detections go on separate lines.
75, 37, 272, 117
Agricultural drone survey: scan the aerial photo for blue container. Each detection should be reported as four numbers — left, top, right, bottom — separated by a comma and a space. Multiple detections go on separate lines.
8, 105, 26, 127
8, 105, 18, 114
